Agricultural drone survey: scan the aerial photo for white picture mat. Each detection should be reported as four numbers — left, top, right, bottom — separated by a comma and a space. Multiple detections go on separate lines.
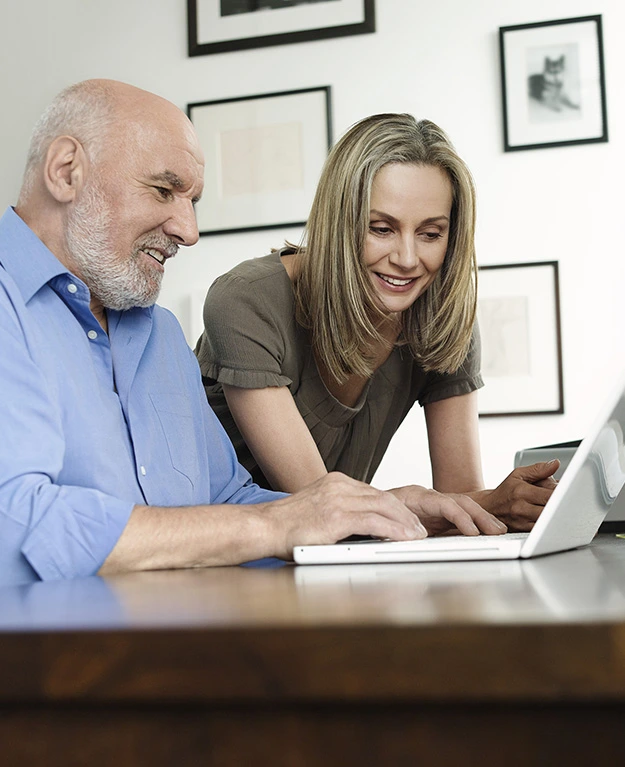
197, 0, 365, 44
191, 89, 328, 232
503, 20, 603, 147
478, 264, 561, 415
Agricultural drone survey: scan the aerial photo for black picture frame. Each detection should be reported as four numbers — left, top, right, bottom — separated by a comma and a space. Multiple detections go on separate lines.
188, 86, 332, 236
477, 261, 564, 418
499, 15, 608, 152
188, 0, 375, 56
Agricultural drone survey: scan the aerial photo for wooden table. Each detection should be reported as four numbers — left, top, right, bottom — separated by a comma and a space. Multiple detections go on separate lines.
2, 535, 625, 766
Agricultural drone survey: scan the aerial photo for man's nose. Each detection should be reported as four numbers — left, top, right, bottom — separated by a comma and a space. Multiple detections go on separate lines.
163, 199, 199, 246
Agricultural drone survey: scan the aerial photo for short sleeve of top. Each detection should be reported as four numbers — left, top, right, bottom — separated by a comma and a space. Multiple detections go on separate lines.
195, 252, 483, 488
195, 256, 295, 390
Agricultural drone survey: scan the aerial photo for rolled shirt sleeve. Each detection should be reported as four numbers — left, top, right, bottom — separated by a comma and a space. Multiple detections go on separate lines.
0, 280, 133, 582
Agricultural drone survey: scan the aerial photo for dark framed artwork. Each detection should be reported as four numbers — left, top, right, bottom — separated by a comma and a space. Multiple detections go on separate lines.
188, 0, 375, 56
499, 15, 608, 151
188, 86, 332, 236
477, 262, 564, 417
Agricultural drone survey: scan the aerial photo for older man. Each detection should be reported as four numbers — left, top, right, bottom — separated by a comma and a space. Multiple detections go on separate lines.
0, 80, 505, 585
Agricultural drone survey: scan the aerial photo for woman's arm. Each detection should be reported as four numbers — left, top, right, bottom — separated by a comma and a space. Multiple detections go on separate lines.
425, 390, 558, 529
222, 384, 328, 492
223, 383, 506, 535
425, 391, 485, 492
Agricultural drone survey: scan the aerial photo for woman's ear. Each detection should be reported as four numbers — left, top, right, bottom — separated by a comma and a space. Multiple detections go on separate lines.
43, 135, 88, 203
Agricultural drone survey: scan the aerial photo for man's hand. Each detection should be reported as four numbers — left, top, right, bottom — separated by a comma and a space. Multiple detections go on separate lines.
266, 472, 427, 558
468, 460, 559, 531
388, 485, 508, 537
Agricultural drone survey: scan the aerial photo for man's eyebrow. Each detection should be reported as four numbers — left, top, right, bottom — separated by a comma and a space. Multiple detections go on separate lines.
149, 171, 185, 189
149, 170, 202, 203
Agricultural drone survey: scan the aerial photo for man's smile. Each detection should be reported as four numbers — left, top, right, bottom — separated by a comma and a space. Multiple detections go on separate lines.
141, 248, 170, 265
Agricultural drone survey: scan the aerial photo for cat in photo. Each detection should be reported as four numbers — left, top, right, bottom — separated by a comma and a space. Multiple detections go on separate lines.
528, 55, 580, 112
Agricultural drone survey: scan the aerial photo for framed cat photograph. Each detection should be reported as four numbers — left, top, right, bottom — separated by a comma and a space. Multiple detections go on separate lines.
499, 15, 608, 152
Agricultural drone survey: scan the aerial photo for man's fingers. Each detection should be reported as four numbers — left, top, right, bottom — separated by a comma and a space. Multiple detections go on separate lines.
387, 485, 509, 537
446, 494, 507, 536
336, 482, 428, 534
453, 495, 508, 535
293, 473, 429, 544
411, 489, 506, 536
345, 511, 427, 542
333, 492, 428, 541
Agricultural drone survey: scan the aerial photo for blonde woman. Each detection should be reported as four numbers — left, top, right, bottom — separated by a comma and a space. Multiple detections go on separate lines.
195, 114, 557, 531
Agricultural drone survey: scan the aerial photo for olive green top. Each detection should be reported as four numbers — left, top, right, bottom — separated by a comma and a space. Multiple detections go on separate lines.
195, 251, 483, 489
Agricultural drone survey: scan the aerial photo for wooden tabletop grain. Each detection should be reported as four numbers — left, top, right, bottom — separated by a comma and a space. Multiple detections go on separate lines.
1, 535, 625, 704
2, 536, 625, 766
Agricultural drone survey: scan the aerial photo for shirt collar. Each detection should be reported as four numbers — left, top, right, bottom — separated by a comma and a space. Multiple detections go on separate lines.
0, 207, 71, 303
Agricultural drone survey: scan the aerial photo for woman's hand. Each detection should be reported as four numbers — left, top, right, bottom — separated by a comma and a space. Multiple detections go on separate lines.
468, 460, 559, 531
388, 485, 507, 537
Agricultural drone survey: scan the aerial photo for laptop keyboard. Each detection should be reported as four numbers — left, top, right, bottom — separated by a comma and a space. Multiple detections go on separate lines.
470, 532, 529, 540
347, 532, 531, 546
415, 532, 530, 545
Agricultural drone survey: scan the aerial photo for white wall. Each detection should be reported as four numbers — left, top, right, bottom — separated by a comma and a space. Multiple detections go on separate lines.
1, 0, 623, 490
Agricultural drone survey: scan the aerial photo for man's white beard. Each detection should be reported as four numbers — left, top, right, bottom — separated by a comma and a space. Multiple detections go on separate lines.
65, 181, 167, 311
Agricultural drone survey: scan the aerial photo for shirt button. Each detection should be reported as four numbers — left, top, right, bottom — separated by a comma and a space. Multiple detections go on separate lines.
140, 465, 147, 476
67, 283, 78, 294
87, 330, 98, 340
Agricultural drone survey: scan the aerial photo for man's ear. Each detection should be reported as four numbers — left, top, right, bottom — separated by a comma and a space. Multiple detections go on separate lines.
43, 135, 88, 203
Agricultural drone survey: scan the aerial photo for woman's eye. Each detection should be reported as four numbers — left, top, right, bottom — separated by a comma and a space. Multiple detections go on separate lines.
423, 231, 443, 240
370, 225, 392, 235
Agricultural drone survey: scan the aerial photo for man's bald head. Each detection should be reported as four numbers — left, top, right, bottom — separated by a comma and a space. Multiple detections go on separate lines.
18, 80, 197, 204
19, 80, 113, 203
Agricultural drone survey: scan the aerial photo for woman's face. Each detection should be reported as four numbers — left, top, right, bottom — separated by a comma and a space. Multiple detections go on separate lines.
363, 162, 453, 316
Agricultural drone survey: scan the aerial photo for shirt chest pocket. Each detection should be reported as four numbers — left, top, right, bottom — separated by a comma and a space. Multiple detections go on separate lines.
148, 392, 200, 491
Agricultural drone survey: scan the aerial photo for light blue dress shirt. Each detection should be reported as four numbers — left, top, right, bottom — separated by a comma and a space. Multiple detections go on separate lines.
0, 208, 284, 585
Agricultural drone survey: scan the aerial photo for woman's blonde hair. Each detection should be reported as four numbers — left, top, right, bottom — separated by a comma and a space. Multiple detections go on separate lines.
293, 113, 477, 382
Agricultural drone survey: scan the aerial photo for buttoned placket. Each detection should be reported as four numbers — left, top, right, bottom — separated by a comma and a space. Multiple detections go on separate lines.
56, 275, 151, 494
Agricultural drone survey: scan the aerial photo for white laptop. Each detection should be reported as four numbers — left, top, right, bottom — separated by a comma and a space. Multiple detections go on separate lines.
514, 441, 625, 530
294, 369, 625, 565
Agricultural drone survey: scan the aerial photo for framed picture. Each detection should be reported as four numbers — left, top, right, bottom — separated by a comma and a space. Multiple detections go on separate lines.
188, 86, 332, 236
188, 0, 375, 56
477, 262, 564, 417
499, 15, 608, 151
